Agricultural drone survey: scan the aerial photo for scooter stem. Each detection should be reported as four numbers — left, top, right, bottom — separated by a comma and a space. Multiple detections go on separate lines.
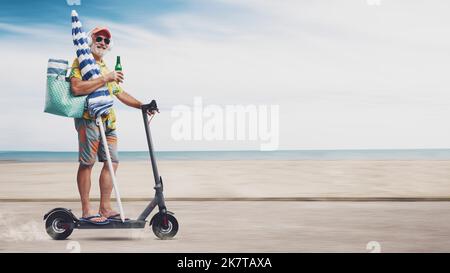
141, 101, 161, 186
96, 116, 125, 223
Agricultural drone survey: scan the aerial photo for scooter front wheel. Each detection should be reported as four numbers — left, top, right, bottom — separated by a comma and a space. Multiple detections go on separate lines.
45, 211, 74, 240
151, 213, 179, 239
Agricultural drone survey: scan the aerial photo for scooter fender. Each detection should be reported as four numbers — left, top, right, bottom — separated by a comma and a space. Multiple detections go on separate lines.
149, 211, 175, 226
43, 207, 79, 222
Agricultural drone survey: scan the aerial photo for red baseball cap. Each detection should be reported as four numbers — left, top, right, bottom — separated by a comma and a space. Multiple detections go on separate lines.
90, 26, 111, 38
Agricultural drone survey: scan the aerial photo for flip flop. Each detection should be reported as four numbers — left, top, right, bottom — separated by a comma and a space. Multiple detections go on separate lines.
80, 214, 110, 225
106, 213, 130, 222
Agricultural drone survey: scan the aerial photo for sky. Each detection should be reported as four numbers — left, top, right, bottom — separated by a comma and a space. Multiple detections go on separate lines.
1, 0, 450, 151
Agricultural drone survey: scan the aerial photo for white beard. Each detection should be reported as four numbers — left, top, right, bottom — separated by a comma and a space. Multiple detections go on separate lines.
91, 44, 108, 58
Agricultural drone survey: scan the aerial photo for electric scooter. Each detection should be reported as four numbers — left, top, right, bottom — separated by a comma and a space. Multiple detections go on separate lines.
43, 100, 179, 240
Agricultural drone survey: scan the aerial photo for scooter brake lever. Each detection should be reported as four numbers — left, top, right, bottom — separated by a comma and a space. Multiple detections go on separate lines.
148, 100, 159, 113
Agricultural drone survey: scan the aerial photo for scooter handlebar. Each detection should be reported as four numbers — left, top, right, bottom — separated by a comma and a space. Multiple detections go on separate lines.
141, 100, 159, 113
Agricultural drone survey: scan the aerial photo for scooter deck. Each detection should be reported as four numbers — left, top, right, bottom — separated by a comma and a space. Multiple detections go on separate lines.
75, 219, 146, 229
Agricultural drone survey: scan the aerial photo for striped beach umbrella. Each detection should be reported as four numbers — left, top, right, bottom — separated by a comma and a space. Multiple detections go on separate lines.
71, 10, 113, 118
71, 10, 125, 222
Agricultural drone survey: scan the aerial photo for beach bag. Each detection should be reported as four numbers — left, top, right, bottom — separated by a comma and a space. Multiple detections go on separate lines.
44, 58, 86, 118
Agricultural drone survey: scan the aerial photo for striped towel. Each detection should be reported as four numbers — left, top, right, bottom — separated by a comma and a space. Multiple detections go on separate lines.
47, 59, 69, 78
71, 10, 113, 118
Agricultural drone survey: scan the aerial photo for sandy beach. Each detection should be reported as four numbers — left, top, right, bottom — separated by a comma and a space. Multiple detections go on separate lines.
1, 160, 450, 200
1, 160, 450, 252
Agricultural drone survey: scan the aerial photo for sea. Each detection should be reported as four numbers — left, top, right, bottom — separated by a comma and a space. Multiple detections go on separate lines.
2, 149, 450, 162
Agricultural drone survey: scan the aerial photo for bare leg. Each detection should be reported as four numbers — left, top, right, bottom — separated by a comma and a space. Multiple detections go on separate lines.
98, 162, 119, 217
77, 163, 107, 222
77, 163, 93, 216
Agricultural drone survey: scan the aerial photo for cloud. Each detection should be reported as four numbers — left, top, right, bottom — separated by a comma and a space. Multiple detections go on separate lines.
2, 0, 450, 151
0, 22, 70, 43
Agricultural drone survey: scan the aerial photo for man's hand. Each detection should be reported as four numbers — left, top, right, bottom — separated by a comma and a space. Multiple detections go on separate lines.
147, 108, 159, 116
103, 71, 124, 83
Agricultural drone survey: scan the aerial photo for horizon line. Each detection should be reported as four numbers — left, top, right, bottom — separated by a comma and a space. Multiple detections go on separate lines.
2, 148, 450, 153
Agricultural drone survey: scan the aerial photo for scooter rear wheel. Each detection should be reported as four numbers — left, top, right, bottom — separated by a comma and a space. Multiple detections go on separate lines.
151, 213, 179, 239
45, 211, 74, 240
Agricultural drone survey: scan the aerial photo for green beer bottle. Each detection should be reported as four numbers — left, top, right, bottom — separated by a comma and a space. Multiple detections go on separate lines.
115, 56, 122, 71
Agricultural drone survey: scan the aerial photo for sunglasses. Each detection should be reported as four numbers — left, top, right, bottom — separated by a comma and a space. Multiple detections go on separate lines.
95, 36, 111, 45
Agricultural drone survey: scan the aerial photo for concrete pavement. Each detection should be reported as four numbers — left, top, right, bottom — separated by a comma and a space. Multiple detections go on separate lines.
1, 201, 449, 252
